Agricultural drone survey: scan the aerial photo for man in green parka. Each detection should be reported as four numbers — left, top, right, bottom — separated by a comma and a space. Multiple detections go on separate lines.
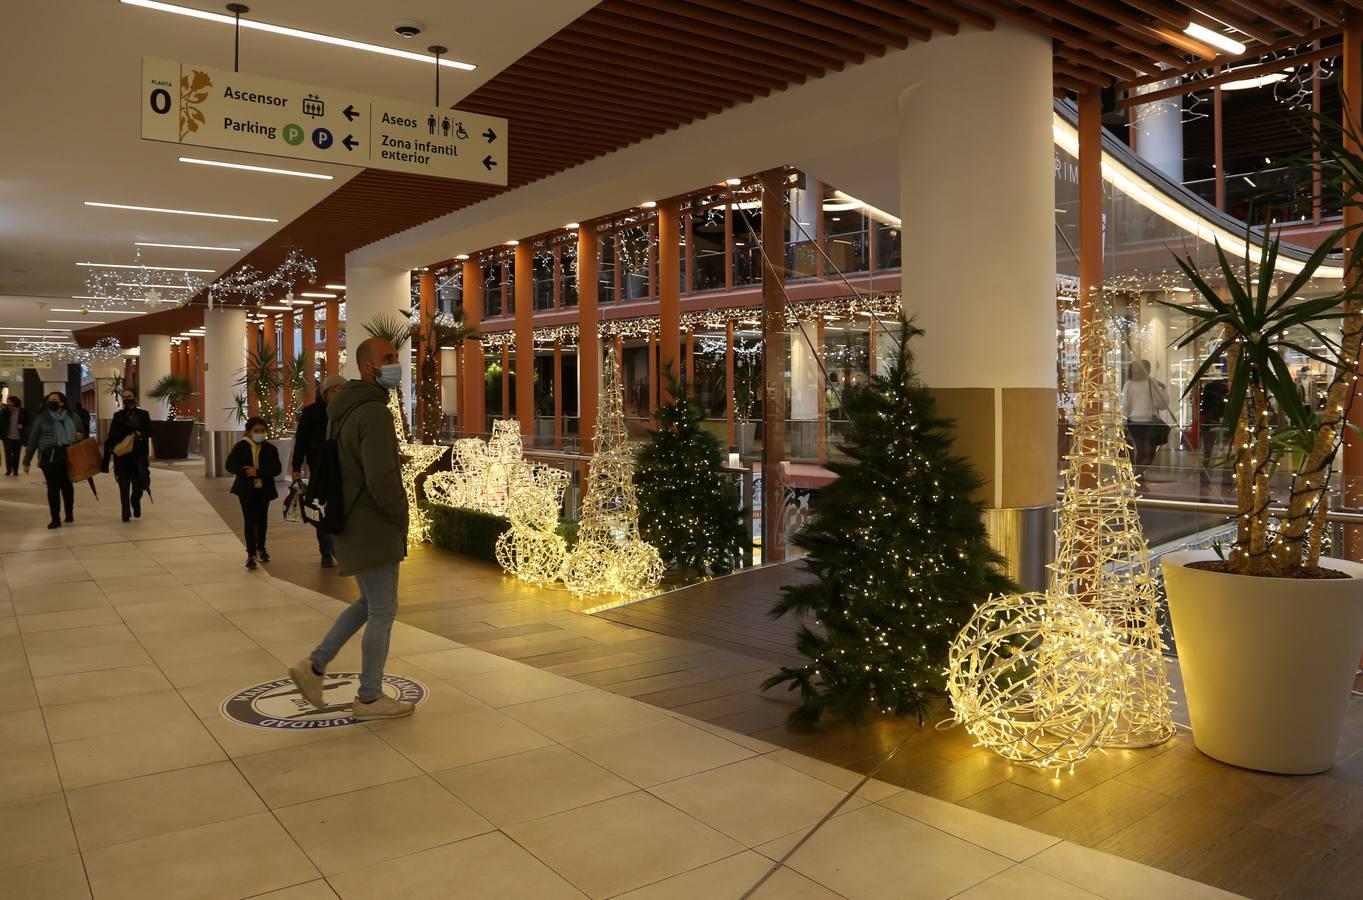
288, 337, 414, 721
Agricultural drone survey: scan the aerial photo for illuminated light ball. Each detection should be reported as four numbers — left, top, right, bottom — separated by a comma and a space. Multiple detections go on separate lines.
944, 592, 1129, 771
495, 528, 568, 586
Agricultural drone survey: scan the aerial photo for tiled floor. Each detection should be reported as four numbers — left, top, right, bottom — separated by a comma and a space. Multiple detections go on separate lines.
0, 467, 1237, 899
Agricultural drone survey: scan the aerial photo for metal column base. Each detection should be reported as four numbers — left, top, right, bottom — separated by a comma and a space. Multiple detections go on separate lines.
984, 504, 1055, 593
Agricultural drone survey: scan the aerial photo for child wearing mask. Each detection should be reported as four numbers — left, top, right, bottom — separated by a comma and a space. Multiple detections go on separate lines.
225, 417, 282, 569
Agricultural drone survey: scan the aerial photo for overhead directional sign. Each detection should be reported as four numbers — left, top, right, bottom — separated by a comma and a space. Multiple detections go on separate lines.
141, 58, 507, 186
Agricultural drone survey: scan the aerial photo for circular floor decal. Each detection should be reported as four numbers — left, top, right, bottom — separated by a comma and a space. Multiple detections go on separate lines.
221, 673, 427, 730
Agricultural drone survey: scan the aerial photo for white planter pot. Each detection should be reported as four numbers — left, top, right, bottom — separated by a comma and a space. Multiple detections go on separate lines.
1162, 550, 1363, 774
273, 437, 294, 482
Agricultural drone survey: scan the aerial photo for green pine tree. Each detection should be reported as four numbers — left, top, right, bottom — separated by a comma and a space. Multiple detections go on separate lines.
635, 377, 748, 579
765, 318, 1015, 729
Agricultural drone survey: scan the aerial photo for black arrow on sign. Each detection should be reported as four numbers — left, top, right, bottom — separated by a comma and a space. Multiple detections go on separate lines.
343, 104, 359, 122
482, 127, 497, 143
482, 155, 497, 171
342, 134, 358, 151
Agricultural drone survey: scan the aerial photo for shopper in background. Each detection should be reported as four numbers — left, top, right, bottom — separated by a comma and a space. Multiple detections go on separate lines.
226, 416, 281, 570
103, 388, 152, 522
1122, 359, 1174, 474
288, 337, 414, 721
22, 392, 85, 528
291, 373, 347, 568
1, 397, 28, 476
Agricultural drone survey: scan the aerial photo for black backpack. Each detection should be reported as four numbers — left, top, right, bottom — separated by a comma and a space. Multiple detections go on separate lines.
300, 400, 374, 535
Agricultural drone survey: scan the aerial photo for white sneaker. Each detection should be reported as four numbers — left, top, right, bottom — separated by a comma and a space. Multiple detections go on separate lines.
351, 694, 415, 721
287, 660, 324, 709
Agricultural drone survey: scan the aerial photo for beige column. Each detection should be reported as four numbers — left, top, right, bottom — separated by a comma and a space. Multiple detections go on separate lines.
577, 228, 600, 449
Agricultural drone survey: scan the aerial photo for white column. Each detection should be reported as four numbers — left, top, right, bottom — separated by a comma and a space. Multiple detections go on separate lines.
203, 308, 247, 433
1134, 78, 1184, 183
34, 363, 68, 399
897, 21, 1056, 586
343, 263, 412, 415
440, 348, 458, 415
138, 334, 172, 420
91, 360, 123, 435
789, 328, 819, 419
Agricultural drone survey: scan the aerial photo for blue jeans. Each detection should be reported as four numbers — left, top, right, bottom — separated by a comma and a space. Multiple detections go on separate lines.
310, 563, 399, 701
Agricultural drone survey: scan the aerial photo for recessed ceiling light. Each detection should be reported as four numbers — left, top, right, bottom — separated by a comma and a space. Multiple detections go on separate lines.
324, 284, 346, 291
1184, 22, 1246, 55
51, 309, 134, 315
565, 223, 580, 229
135, 241, 242, 252
299, 292, 335, 298
179, 157, 334, 180
455, 254, 469, 260
505, 240, 519, 246
84, 201, 277, 223
260, 305, 291, 311
79, 262, 215, 272
116, 282, 196, 290
48, 320, 94, 324
120, 0, 476, 70
724, 178, 742, 186
639, 201, 657, 208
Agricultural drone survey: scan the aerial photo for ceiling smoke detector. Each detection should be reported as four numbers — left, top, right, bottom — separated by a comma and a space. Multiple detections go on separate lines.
392, 19, 424, 38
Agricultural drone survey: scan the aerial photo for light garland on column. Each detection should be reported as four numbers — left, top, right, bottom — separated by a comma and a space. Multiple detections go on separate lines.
387, 387, 446, 546
562, 348, 663, 597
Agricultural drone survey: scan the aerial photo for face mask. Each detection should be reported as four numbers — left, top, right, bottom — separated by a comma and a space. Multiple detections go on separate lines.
250, 433, 267, 444
47, 401, 60, 412
123, 399, 136, 408
375, 364, 401, 390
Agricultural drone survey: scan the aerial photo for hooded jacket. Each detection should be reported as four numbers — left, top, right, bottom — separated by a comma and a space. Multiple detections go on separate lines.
327, 380, 408, 576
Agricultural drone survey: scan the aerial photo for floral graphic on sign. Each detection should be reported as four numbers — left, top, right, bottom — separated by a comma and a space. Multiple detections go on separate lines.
179, 69, 211, 140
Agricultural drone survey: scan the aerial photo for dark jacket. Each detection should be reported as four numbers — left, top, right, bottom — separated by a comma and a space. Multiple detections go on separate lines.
327, 380, 407, 576
225, 438, 282, 501
103, 406, 153, 467
0, 406, 28, 443
291, 396, 328, 473
22, 409, 84, 466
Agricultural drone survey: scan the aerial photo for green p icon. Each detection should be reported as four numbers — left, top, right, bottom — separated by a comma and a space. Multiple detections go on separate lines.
283, 123, 304, 145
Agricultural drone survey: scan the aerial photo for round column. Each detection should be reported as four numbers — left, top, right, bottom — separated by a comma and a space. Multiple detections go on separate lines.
203, 308, 247, 475
91, 360, 123, 440
1134, 78, 1184, 184
138, 334, 172, 420
343, 265, 412, 418
897, 21, 1057, 589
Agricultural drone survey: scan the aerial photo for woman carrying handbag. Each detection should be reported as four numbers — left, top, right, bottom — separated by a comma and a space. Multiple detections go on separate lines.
103, 388, 153, 522
1122, 359, 1176, 476
22, 392, 86, 528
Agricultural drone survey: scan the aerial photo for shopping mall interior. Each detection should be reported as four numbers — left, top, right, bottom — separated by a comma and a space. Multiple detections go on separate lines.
7, 2, 1363, 898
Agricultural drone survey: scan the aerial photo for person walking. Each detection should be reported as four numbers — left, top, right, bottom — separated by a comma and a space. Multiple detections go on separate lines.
103, 388, 152, 522
22, 392, 85, 528
1, 397, 28, 476
1122, 360, 1174, 475
288, 337, 414, 721
225, 417, 282, 570
290, 373, 346, 567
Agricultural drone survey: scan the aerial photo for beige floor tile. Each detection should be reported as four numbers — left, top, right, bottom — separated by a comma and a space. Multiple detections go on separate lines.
157, 647, 286, 689
275, 774, 492, 875
0, 678, 39, 713
138, 628, 261, 662
502, 688, 666, 743
51, 719, 226, 789
11, 587, 109, 616
384, 627, 462, 657
83, 812, 319, 900
0, 707, 50, 748
0, 744, 61, 804
505, 791, 742, 898
122, 610, 237, 638
614, 850, 841, 899
399, 647, 520, 678
17, 607, 121, 635
234, 731, 422, 808
65, 760, 265, 852
328, 831, 585, 900
1024, 841, 1242, 900
202, 714, 361, 758
251, 881, 339, 899
433, 745, 635, 827
33, 664, 171, 707
23, 642, 154, 679
880, 790, 1059, 862
0, 792, 78, 872
41, 689, 198, 743
0, 617, 14, 637
0, 854, 91, 900
111, 596, 221, 621
755, 804, 1011, 900
446, 664, 594, 708
566, 718, 756, 787
763, 748, 903, 803
372, 706, 554, 771
954, 864, 1102, 899
19, 623, 137, 654
651, 755, 859, 847
379, 663, 488, 719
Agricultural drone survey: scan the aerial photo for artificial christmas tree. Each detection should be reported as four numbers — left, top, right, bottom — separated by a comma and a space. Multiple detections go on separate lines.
765, 318, 1014, 728
635, 377, 747, 579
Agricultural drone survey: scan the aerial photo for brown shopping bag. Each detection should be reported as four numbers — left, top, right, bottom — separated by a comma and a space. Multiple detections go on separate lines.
66, 438, 102, 483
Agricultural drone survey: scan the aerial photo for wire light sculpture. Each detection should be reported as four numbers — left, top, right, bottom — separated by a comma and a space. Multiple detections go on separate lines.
423, 420, 526, 516
562, 349, 664, 597
496, 463, 571, 586
945, 311, 1173, 769
387, 388, 446, 546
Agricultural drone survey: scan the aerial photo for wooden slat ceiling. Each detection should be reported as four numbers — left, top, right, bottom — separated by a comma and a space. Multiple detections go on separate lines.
80, 0, 1353, 346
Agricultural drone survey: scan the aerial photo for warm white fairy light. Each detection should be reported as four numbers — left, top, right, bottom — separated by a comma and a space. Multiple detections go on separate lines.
387, 388, 446, 546
495, 463, 571, 586
562, 349, 663, 597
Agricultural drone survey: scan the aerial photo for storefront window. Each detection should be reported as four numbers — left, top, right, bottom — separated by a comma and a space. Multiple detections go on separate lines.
560, 243, 578, 307
874, 221, 901, 271
483, 264, 500, 319
599, 232, 616, 304
689, 200, 726, 292
787, 174, 818, 279
619, 225, 651, 301
823, 186, 869, 275
532, 249, 554, 310
691, 330, 728, 421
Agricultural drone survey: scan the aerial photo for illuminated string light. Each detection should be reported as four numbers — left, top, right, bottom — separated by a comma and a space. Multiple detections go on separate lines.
495, 463, 571, 586
387, 388, 446, 546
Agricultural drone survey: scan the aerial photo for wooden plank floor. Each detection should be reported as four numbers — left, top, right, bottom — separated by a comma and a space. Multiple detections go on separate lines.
180, 461, 1363, 899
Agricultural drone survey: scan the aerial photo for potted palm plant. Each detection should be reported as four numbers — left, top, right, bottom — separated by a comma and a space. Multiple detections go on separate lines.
1160, 227, 1363, 774
146, 374, 195, 459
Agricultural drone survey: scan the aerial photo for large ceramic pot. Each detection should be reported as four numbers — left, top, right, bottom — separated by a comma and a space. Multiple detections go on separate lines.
1162, 549, 1363, 774
149, 419, 194, 460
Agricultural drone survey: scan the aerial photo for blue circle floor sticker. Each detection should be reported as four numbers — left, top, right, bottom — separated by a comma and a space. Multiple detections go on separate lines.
222, 673, 427, 730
